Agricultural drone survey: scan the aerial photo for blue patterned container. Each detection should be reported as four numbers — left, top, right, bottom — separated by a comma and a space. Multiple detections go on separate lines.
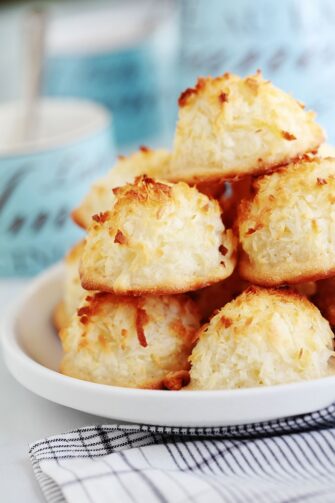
0, 100, 115, 277
44, 43, 161, 148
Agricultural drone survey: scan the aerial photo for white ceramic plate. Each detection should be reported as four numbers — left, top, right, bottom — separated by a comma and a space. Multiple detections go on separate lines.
2, 263, 335, 427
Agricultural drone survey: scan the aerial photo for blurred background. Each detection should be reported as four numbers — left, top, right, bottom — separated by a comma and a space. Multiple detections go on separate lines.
1, 0, 335, 149
1, 0, 335, 276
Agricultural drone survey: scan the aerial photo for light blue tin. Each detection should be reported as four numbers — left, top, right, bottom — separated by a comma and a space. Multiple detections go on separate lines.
43, 0, 178, 148
179, 0, 335, 142
44, 43, 161, 147
0, 99, 115, 277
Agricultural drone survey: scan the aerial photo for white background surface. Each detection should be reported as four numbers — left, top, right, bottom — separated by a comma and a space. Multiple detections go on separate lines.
0, 280, 114, 503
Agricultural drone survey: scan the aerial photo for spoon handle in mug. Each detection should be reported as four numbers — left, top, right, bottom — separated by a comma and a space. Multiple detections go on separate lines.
22, 6, 47, 142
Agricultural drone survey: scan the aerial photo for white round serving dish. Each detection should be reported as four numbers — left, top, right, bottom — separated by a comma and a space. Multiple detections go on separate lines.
2, 263, 335, 427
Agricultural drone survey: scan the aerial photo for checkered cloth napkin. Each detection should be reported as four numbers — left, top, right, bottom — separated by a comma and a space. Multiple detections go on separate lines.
29, 404, 335, 503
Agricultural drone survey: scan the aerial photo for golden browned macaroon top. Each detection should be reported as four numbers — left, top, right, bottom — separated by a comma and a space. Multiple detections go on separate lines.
80, 175, 237, 295
168, 71, 324, 183
190, 286, 334, 390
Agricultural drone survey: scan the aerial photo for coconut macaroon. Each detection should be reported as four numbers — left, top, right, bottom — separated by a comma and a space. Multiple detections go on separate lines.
80, 176, 237, 295
60, 291, 200, 389
53, 241, 89, 332
190, 287, 334, 390
190, 273, 316, 324
238, 156, 335, 286
72, 147, 171, 229
168, 71, 323, 183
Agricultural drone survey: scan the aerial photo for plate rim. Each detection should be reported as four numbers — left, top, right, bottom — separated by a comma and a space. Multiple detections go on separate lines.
2, 261, 335, 402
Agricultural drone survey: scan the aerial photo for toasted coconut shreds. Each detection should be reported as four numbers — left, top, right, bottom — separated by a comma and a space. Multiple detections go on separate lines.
60, 292, 200, 389
114, 229, 127, 244
135, 307, 148, 347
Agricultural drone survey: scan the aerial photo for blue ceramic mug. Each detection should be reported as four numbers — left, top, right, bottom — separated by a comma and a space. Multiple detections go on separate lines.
0, 99, 115, 276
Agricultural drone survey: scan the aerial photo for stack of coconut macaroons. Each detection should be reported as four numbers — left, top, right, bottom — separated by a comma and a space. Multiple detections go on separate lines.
55, 71, 335, 391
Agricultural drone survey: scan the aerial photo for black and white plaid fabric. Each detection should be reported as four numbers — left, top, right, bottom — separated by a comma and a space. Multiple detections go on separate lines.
29, 403, 335, 503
